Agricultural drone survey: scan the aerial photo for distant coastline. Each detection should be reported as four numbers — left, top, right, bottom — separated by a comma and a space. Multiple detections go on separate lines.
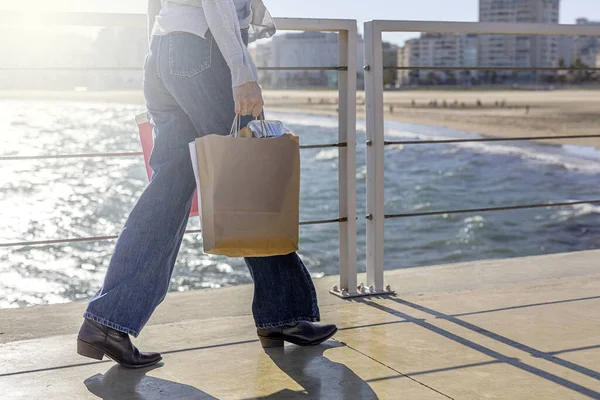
3, 88, 600, 149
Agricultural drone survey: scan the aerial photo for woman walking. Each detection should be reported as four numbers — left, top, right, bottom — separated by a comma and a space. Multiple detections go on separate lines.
76, 0, 337, 368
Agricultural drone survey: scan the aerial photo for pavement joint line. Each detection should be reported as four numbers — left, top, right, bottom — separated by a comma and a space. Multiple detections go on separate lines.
0, 360, 111, 379
332, 338, 455, 399
0, 338, 258, 378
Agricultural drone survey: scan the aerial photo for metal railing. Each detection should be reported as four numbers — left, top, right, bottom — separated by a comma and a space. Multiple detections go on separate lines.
363, 20, 600, 297
0, 12, 359, 296
4, 13, 600, 300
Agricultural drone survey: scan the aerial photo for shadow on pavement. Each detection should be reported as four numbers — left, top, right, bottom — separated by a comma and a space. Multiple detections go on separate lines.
84, 363, 218, 400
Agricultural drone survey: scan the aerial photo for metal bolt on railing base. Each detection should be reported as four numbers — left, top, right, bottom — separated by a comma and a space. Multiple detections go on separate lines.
329, 283, 395, 298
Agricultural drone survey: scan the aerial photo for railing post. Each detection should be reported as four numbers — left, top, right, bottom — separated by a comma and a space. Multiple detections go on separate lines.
364, 21, 390, 294
331, 24, 358, 298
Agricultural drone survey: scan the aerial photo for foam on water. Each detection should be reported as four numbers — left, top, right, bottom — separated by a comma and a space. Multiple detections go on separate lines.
552, 203, 600, 222
382, 120, 600, 175
270, 111, 600, 175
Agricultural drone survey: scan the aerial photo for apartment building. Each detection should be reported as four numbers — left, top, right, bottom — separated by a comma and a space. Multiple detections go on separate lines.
564, 18, 600, 67
397, 33, 478, 85
253, 31, 365, 89
479, 0, 560, 80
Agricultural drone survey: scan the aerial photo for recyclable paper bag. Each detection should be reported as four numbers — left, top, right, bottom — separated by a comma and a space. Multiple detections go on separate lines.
192, 133, 300, 257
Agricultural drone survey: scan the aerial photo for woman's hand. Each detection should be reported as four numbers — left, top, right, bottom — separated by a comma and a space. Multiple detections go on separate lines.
233, 81, 264, 117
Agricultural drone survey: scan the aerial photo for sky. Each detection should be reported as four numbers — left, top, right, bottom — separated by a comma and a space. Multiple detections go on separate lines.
5, 0, 600, 45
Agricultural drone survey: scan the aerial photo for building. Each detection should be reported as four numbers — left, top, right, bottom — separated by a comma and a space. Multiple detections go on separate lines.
478, 0, 560, 82
253, 31, 365, 89
566, 18, 600, 68
382, 42, 399, 86
397, 33, 478, 86
254, 32, 338, 89
557, 18, 600, 85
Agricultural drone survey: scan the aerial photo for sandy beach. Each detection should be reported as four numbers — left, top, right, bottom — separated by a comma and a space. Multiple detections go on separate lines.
3, 89, 600, 149
263, 89, 600, 149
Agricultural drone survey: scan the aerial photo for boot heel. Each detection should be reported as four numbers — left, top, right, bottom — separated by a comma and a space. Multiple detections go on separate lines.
259, 336, 284, 348
77, 340, 104, 360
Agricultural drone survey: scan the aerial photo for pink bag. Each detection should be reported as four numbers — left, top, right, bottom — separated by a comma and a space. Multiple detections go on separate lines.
136, 112, 199, 217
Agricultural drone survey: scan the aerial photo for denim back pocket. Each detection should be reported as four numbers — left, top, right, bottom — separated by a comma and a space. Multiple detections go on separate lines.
168, 32, 213, 77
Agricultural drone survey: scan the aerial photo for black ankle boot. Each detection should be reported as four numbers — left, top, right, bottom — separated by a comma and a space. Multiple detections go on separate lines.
77, 319, 162, 369
257, 321, 338, 348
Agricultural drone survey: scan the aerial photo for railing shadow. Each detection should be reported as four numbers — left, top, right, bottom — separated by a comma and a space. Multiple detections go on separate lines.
357, 297, 600, 399
391, 297, 600, 381
84, 363, 218, 400
248, 342, 379, 400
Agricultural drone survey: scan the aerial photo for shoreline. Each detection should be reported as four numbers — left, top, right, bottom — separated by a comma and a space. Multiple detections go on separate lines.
3, 89, 600, 149
262, 89, 600, 150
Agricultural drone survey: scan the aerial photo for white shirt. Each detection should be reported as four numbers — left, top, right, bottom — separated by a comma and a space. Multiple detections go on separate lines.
150, 0, 275, 88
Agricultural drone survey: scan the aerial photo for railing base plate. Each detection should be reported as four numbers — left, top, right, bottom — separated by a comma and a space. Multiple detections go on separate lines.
329, 285, 395, 298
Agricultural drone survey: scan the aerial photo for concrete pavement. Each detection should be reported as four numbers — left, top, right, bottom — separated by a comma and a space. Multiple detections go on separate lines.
1, 250, 599, 399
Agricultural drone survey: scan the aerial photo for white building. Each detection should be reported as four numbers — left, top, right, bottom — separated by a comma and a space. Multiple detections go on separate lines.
478, 0, 560, 81
397, 33, 478, 85
253, 31, 364, 89
562, 18, 600, 68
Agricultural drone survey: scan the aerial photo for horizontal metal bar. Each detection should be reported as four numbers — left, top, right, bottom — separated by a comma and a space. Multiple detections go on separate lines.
0, 152, 144, 161
300, 217, 348, 226
372, 20, 600, 36
0, 219, 347, 248
0, 11, 356, 32
385, 66, 600, 72
0, 66, 348, 72
0, 235, 121, 248
300, 143, 347, 149
383, 134, 600, 146
272, 17, 357, 32
1, 144, 347, 162
383, 200, 600, 219
259, 66, 348, 71
0, 66, 145, 71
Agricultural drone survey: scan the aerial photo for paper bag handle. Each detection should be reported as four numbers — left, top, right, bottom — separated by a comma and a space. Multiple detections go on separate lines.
230, 113, 268, 137
230, 114, 241, 136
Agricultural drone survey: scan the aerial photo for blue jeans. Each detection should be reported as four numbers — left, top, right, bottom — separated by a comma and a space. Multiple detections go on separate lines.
83, 30, 320, 337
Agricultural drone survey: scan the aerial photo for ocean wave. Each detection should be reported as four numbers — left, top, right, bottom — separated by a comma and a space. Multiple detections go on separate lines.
267, 111, 368, 133
315, 149, 338, 161
552, 203, 600, 222
383, 121, 600, 175
459, 142, 600, 174
268, 112, 339, 130
562, 144, 600, 161
356, 165, 367, 180
464, 215, 485, 224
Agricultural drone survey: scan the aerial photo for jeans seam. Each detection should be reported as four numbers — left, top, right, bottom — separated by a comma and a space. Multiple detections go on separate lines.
299, 261, 321, 319
83, 311, 140, 337
156, 35, 163, 81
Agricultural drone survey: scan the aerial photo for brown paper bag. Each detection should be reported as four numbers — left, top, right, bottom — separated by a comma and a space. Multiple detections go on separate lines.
193, 133, 300, 257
